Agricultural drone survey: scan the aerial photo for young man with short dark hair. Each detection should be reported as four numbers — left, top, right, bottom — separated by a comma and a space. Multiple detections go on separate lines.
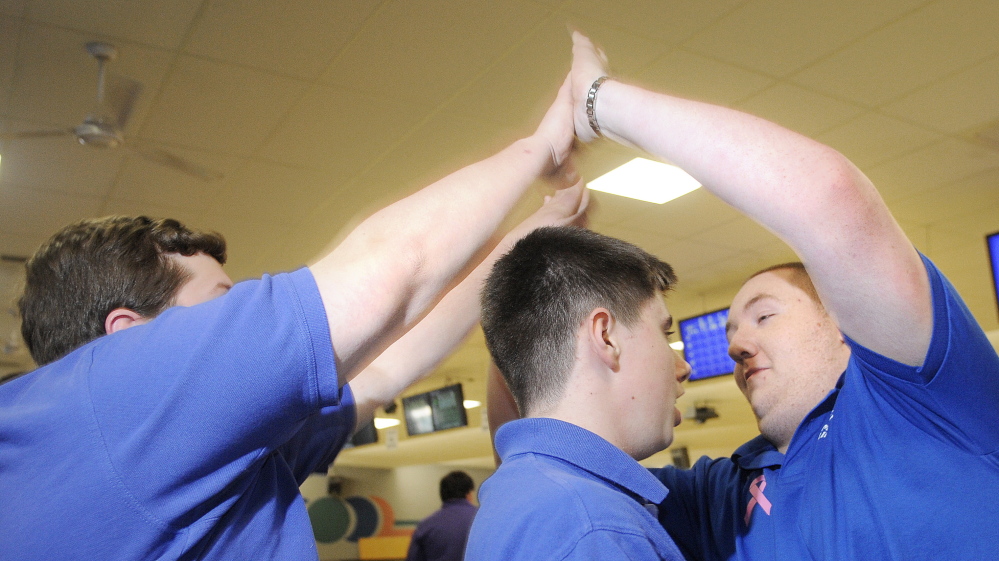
466, 226, 691, 561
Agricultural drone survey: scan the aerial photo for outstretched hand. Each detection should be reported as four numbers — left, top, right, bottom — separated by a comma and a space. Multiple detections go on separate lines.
533, 74, 580, 189
538, 178, 591, 229
569, 31, 610, 143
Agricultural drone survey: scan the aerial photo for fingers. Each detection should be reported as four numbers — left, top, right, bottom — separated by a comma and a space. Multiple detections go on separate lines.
569, 31, 610, 143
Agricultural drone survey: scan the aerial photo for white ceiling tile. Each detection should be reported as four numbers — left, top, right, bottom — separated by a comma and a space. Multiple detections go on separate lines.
636, 49, 775, 107
866, 138, 999, 203
587, 189, 670, 230
882, 54, 999, 135
594, 222, 683, 252
683, 0, 929, 78
108, 144, 241, 213
888, 166, 999, 227
0, 16, 21, 96
360, 114, 514, 197
442, 18, 573, 128
0, 183, 103, 237
790, 0, 999, 106
641, 237, 742, 280
735, 82, 865, 137
184, 0, 380, 80
639, 187, 743, 241
99, 198, 205, 232
0, 0, 27, 17
815, 112, 941, 169
26, 0, 202, 50
139, 55, 308, 157
261, 83, 427, 179
5, 24, 173, 133
0, 229, 42, 259
0, 127, 123, 198
687, 215, 781, 253
563, 0, 744, 44
569, 19, 674, 78
320, 0, 547, 104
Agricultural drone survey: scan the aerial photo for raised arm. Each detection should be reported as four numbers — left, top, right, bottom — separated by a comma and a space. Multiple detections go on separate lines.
569, 32, 931, 366
349, 182, 589, 430
311, 77, 577, 382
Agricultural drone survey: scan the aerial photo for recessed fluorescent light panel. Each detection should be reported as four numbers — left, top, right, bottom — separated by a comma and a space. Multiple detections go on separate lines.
587, 158, 700, 204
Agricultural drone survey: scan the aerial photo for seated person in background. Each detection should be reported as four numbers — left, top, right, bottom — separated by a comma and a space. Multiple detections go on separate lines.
405, 470, 479, 561
0, 77, 585, 561
465, 226, 691, 561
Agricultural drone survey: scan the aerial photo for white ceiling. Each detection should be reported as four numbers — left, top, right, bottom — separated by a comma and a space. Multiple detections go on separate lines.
2, 0, 999, 468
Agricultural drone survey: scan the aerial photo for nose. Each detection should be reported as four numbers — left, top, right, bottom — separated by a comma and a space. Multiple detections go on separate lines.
727, 326, 756, 364
675, 351, 691, 384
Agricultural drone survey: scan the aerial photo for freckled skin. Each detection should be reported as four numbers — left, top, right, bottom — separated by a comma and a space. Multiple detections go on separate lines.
727, 270, 851, 453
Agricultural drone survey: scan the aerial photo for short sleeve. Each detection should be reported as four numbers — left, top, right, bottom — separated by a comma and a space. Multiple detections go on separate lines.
85, 268, 343, 522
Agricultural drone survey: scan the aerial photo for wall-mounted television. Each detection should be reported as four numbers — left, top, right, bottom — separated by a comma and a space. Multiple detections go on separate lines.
402, 383, 468, 436
349, 420, 378, 447
988, 232, 999, 321
679, 308, 736, 382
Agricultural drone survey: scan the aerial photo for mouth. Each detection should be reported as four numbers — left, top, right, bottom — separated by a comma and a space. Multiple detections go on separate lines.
673, 407, 682, 426
743, 366, 766, 382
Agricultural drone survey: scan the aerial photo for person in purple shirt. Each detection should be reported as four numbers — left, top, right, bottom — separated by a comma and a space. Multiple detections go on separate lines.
406, 471, 479, 561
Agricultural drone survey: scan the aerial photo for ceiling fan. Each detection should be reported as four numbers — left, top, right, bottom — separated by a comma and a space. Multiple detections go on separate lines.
0, 41, 223, 182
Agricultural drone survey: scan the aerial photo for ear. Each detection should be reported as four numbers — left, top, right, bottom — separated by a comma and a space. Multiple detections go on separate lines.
104, 308, 149, 335
585, 308, 621, 371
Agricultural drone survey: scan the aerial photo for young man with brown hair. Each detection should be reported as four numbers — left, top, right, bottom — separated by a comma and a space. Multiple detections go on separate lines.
0, 79, 587, 561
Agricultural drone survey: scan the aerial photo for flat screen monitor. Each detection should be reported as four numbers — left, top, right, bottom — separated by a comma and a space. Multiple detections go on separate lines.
350, 420, 378, 447
402, 383, 468, 436
679, 308, 736, 381
988, 232, 999, 319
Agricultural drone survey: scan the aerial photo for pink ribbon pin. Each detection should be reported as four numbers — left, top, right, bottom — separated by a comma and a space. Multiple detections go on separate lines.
744, 474, 772, 525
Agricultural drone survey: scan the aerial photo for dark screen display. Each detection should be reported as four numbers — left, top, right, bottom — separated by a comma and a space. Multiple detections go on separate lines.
403, 384, 468, 436
679, 308, 736, 381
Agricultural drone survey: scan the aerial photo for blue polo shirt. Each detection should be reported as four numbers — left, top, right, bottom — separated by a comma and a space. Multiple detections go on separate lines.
466, 417, 684, 560
0, 268, 356, 560
654, 256, 999, 560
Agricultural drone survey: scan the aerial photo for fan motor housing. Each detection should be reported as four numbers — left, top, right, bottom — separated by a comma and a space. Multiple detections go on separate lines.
74, 120, 122, 148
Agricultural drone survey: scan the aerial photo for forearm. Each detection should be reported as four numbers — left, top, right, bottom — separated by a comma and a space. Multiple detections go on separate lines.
350, 182, 588, 430
591, 78, 929, 364
312, 135, 557, 382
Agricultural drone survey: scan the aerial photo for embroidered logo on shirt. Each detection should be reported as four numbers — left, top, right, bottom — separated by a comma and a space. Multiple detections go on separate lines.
818, 411, 834, 440
744, 474, 772, 525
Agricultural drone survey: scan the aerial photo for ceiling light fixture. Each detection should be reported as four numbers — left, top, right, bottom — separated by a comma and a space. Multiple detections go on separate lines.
669, 341, 685, 351
373, 417, 400, 429
587, 158, 700, 204
463, 400, 481, 409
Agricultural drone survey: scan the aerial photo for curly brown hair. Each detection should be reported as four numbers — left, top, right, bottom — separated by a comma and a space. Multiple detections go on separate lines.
19, 216, 226, 365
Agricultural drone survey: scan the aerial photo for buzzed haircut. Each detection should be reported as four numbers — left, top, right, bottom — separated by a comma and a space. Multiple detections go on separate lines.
440, 471, 475, 502
19, 216, 226, 366
749, 262, 822, 305
481, 226, 676, 416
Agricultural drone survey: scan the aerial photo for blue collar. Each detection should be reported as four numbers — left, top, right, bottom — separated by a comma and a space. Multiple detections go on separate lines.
495, 417, 668, 504
731, 373, 845, 470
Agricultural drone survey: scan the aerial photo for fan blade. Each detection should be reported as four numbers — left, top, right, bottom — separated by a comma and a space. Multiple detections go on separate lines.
105, 74, 143, 130
0, 128, 75, 140
128, 143, 225, 182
